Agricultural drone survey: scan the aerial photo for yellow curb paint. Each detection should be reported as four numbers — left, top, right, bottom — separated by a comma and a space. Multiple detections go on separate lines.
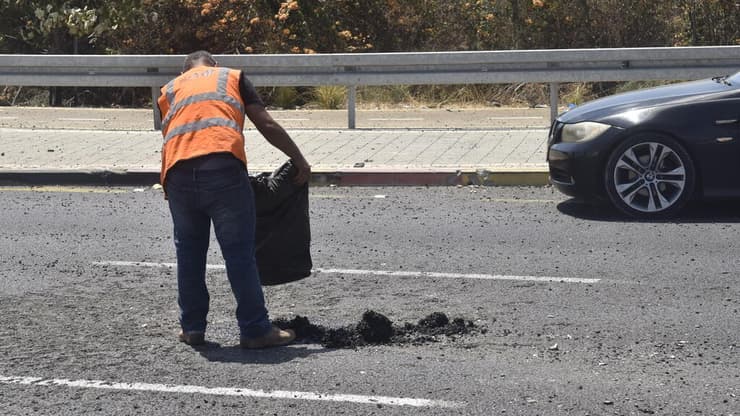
486, 172, 550, 186
457, 172, 549, 186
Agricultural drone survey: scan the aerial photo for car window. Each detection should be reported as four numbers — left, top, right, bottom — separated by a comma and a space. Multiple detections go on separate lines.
726, 71, 740, 85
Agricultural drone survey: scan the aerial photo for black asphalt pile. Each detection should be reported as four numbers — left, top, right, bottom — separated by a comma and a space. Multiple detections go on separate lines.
273, 310, 484, 349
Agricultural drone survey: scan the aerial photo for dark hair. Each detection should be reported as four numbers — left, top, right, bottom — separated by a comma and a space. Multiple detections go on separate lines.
183, 50, 217, 71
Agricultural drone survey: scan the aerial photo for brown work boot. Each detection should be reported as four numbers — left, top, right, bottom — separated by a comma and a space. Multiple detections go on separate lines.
178, 330, 206, 346
240, 326, 296, 349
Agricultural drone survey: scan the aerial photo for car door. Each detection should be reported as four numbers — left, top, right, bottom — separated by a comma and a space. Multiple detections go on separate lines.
684, 97, 740, 198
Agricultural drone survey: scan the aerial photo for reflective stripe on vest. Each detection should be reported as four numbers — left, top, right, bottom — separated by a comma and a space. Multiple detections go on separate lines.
161, 68, 244, 134
164, 79, 176, 108
163, 117, 242, 145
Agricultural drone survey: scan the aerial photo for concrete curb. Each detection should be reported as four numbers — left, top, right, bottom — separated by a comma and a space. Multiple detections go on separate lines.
0, 169, 160, 187
0, 168, 551, 187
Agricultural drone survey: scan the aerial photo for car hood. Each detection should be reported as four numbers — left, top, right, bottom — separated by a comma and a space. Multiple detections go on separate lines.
558, 77, 736, 124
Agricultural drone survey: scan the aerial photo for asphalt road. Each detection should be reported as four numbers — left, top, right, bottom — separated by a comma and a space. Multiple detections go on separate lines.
0, 185, 738, 415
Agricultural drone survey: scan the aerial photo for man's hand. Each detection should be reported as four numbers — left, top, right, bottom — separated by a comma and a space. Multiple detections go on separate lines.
293, 157, 311, 185
245, 104, 311, 185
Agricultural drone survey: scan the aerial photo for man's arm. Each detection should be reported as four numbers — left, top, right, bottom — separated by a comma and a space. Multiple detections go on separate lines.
245, 103, 311, 184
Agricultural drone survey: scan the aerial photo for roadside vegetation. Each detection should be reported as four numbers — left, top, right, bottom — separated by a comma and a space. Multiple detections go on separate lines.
1, 0, 738, 109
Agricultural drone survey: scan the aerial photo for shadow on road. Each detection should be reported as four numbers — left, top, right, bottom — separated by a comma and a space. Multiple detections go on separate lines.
192, 342, 331, 364
557, 198, 740, 223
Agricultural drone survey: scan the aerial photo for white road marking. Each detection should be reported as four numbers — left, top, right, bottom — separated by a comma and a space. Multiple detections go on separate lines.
310, 195, 559, 203
272, 118, 310, 121
317, 268, 599, 284
0, 116, 18, 120
487, 116, 543, 120
0, 186, 129, 194
57, 118, 108, 122
0, 375, 463, 408
350, 128, 549, 133
93, 261, 600, 284
368, 118, 424, 121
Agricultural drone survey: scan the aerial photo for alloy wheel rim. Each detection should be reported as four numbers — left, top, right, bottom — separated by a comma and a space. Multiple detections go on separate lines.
613, 141, 686, 213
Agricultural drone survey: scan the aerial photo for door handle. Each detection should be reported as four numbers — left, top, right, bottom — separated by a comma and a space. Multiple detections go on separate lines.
715, 119, 739, 125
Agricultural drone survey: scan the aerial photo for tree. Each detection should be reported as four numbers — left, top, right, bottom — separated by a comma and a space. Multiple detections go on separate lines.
0, 0, 152, 54
676, 0, 740, 46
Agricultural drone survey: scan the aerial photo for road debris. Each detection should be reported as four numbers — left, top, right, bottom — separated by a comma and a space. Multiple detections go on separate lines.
273, 310, 484, 348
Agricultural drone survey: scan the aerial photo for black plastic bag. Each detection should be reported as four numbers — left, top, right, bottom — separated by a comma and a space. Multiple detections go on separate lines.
250, 160, 312, 285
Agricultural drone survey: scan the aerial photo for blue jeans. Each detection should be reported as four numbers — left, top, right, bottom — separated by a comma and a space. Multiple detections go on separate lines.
165, 155, 272, 339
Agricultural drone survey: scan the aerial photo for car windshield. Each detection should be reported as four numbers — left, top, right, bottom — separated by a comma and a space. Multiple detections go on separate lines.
718, 72, 740, 86
727, 71, 740, 85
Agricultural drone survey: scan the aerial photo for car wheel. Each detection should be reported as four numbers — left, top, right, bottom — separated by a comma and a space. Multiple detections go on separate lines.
604, 134, 695, 219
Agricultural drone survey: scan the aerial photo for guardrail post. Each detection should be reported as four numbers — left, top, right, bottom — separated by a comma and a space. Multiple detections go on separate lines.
549, 82, 559, 124
151, 86, 162, 130
147, 67, 162, 130
347, 85, 356, 129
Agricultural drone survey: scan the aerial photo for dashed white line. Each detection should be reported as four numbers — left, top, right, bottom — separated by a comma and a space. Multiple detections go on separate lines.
0, 375, 463, 408
0, 116, 18, 120
0, 186, 129, 194
93, 261, 600, 284
272, 118, 310, 121
57, 118, 108, 122
368, 118, 424, 121
487, 116, 543, 120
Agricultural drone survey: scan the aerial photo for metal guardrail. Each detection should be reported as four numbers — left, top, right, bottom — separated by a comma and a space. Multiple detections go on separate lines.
2, 46, 740, 129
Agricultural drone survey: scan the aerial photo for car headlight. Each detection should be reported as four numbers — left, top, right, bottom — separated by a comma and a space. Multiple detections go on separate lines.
561, 122, 611, 143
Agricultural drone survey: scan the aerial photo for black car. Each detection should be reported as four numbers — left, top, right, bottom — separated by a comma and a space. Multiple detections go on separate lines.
548, 71, 740, 218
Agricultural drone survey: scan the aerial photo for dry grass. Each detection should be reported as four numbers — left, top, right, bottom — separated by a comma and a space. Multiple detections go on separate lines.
356, 84, 552, 109
353, 82, 676, 109
271, 87, 300, 109
311, 85, 346, 109
2, 81, 680, 110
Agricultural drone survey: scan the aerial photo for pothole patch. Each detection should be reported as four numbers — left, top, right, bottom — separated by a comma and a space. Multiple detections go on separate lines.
273, 310, 487, 349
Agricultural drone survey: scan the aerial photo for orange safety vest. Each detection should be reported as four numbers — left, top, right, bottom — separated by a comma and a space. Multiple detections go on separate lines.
158, 66, 247, 185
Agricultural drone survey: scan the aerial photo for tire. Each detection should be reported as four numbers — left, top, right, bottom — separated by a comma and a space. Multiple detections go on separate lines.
604, 134, 695, 219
